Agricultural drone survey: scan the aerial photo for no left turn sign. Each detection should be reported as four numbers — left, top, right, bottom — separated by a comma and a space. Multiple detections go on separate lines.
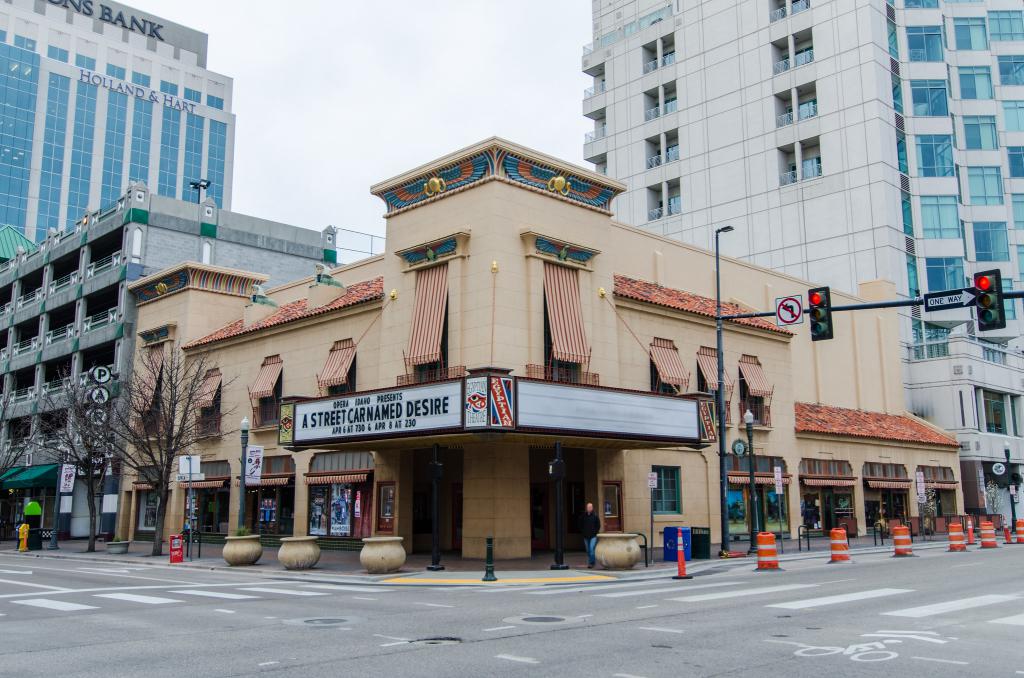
775, 295, 804, 327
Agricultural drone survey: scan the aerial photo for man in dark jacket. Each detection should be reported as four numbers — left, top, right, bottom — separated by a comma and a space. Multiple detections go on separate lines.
579, 502, 601, 568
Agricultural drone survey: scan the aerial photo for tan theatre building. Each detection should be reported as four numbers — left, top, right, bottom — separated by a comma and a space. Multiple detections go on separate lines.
119, 138, 962, 558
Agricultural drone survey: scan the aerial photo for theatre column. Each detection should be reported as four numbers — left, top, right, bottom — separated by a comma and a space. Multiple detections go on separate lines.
462, 442, 530, 559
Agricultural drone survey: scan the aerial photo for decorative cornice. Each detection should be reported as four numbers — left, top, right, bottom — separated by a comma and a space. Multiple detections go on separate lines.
534, 237, 597, 264
397, 237, 458, 266
129, 262, 268, 306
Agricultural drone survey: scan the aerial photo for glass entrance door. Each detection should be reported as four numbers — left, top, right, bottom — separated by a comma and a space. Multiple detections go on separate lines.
530, 484, 548, 550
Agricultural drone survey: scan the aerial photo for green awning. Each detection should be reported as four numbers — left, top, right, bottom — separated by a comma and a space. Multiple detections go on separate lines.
2, 464, 58, 489
0, 466, 23, 482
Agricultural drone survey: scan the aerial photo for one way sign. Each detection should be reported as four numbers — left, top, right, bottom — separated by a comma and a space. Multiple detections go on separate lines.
923, 287, 976, 312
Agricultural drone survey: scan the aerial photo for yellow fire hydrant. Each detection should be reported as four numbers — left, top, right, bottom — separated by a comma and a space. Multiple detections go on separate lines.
17, 523, 29, 552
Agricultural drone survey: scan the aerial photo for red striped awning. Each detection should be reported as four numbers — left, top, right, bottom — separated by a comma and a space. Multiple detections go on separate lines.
738, 355, 772, 397
138, 344, 165, 406
728, 473, 791, 486
866, 479, 913, 489
926, 481, 959, 490
234, 476, 291, 487
407, 264, 449, 366
696, 346, 718, 391
132, 481, 154, 491
304, 473, 369, 485
178, 479, 227, 489
196, 368, 222, 408
250, 355, 283, 399
650, 338, 689, 389
320, 339, 356, 388
801, 477, 857, 487
543, 262, 589, 364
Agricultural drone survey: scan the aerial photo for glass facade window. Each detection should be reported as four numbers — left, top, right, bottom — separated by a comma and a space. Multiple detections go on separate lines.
1008, 147, 1024, 177
74, 54, 95, 70
207, 120, 227, 208
983, 390, 1007, 434
964, 116, 997, 150
896, 132, 909, 174
651, 466, 681, 513
159, 80, 178, 96
36, 73, 70, 233
1014, 195, 1024, 230
973, 221, 1010, 261
100, 64, 127, 206
907, 26, 943, 61
1004, 279, 1017, 320
904, 0, 938, 7
954, 18, 988, 50
960, 66, 993, 99
106, 64, 126, 80
921, 196, 960, 238
0, 42, 40, 232
132, 71, 150, 87
968, 167, 1004, 205
158, 81, 181, 197
1004, 101, 1024, 132
910, 80, 948, 116
46, 45, 68, 63
802, 155, 822, 179
65, 75, 97, 228
906, 253, 920, 297
916, 135, 954, 177
990, 11, 1024, 41
901, 190, 914, 236
1018, 245, 1024, 279
891, 74, 904, 114
206, 94, 224, 110
925, 257, 965, 292
13, 36, 36, 51
184, 87, 201, 103
888, 20, 899, 59
181, 113, 205, 200
999, 56, 1024, 86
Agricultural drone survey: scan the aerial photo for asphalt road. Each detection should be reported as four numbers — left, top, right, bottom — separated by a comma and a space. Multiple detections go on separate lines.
0, 545, 1022, 677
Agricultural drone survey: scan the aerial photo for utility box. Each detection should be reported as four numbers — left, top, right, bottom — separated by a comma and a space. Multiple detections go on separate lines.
168, 534, 183, 564
663, 526, 691, 562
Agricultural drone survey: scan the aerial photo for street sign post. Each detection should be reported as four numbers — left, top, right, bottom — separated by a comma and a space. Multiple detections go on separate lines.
923, 287, 976, 313
175, 473, 205, 482
648, 471, 658, 567
774, 465, 785, 551
775, 295, 804, 327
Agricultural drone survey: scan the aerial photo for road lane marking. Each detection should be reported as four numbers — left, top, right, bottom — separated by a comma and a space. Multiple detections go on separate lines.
353, 596, 377, 601
0, 569, 31, 575
484, 626, 516, 631
989, 613, 1024, 626
526, 580, 679, 595
12, 599, 97, 611
767, 588, 913, 610
301, 584, 392, 593
169, 590, 258, 600
613, 674, 649, 678
0, 577, 69, 591
95, 593, 182, 605
911, 657, 968, 665
373, 634, 409, 641
214, 609, 235, 614
671, 584, 818, 602
495, 654, 539, 664
598, 582, 742, 598
0, 581, 269, 600
636, 604, 658, 609
638, 626, 685, 634
258, 661, 279, 667
882, 594, 1018, 618
239, 587, 327, 596
414, 602, 454, 608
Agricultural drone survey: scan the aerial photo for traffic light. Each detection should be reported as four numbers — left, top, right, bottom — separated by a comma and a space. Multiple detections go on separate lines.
807, 286, 833, 341
974, 270, 1006, 332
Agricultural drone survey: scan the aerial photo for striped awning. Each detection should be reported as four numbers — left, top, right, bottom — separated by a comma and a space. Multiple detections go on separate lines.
738, 355, 772, 397
407, 264, 449, 366
543, 262, 589, 364
728, 473, 792, 486
926, 481, 959, 490
250, 355, 283, 399
132, 481, 154, 491
305, 473, 369, 485
696, 346, 718, 391
178, 479, 227, 489
196, 368, 222, 408
650, 338, 688, 388
138, 344, 165, 406
866, 479, 913, 489
235, 476, 290, 487
801, 477, 857, 487
320, 339, 356, 388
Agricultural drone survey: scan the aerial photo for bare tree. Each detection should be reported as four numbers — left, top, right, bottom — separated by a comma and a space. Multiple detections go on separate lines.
0, 391, 21, 482
37, 369, 111, 552
108, 345, 227, 556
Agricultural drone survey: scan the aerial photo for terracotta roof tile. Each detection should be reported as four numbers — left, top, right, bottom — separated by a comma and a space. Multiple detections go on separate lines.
795, 402, 958, 448
613, 275, 792, 336
184, 277, 384, 349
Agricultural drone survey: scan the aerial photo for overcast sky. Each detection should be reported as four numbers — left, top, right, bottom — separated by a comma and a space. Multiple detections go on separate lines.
129, 0, 593, 258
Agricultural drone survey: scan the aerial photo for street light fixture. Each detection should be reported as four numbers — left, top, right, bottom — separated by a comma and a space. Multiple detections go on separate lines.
715, 225, 734, 557
237, 416, 249, 533
1006, 444, 1018, 530
744, 409, 759, 554
189, 178, 211, 205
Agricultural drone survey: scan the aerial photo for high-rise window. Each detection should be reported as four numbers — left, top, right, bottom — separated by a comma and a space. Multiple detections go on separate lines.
983, 390, 1007, 435
901, 190, 914, 236
990, 11, 1024, 41
206, 94, 224, 110
181, 113, 205, 200
1014, 195, 1024, 230
75, 54, 95, 70
905, 0, 938, 6
973, 221, 1010, 261
964, 116, 998, 150
925, 257, 964, 292
46, 45, 68, 62
1004, 279, 1017, 320
1004, 101, 1024, 132
65, 73, 98, 229
910, 80, 948, 116
13, 36, 36, 51
100, 64, 127, 206
157, 82, 181, 197
891, 74, 904, 114
207, 120, 227, 208
960, 66, 994, 99
920, 196, 960, 239
1008, 147, 1024, 177
999, 56, 1024, 86
954, 18, 988, 50
36, 73, 69, 232
106, 64, 125, 80
916, 135, 954, 177
907, 26, 943, 61
906, 254, 920, 297
0, 42, 40, 232
896, 132, 909, 174
968, 167, 1004, 205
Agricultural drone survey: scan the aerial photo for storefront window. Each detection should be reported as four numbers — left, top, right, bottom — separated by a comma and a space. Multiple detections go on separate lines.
983, 390, 1007, 434
377, 482, 395, 533
138, 491, 158, 530
651, 466, 680, 513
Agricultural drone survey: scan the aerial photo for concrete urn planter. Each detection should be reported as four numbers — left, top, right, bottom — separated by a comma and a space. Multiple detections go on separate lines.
222, 535, 263, 566
105, 541, 130, 555
278, 536, 321, 570
360, 536, 405, 574
595, 533, 641, 570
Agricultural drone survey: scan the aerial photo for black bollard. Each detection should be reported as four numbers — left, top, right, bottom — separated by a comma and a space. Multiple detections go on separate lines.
482, 535, 497, 582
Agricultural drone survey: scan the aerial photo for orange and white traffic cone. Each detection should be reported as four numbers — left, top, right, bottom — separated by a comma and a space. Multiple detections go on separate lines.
892, 525, 914, 557
1004, 526, 1013, 544
756, 532, 782, 572
980, 520, 998, 549
1016, 518, 1024, 544
947, 521, 967, 552
966, 518, 976, 545
672, 526, 692, 580
828, 527, 851, 563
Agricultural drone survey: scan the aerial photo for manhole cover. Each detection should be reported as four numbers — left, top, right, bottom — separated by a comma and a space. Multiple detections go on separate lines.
522, 616, 565, 623
503, 614, 581, 626
411, 637, 461, 646
282, 617, 360, 627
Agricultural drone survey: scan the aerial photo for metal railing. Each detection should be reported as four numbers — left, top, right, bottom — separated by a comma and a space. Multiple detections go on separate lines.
396, 365, 467, 387
583, 43, 594, 56
83, 308, 118, 333
648, 206, 664, 220
773, 58, 790, 75
769, 6, 786, 22
12, 336, 38, 356
42, 378, 70, 395
48, 271, 78, 294
664, 99, 678, 114
253, 400, 280, 428
584, 82, 606, 98
907, 337, 1023, 366
16, 288, 42, 309
45, 323, 74, 345
12, 386, 35, 403
0, 347, 7, 362
0, 259, 14, 275
584, 126, 607, 143
794, 49, 814, 67
666, 145, 680, 162
740, 398, 772, 426
525, 364, 600, 386
908, 48, 929, 62
0, 302, 10, 317
643, 58, 659, 74
667, 197, 682, 216
661, 52, 676, 67
776, 111, 794, 128
197, 414, 222, 437
86, 251, 122, 278
798, 100, 818, 120
645, 105, 661, 121
780, 170, 798, 186
791, 0, 810, 14
646, 154, 662, 169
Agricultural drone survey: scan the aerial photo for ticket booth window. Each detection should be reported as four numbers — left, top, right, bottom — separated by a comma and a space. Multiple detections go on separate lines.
602, 481, 622, 531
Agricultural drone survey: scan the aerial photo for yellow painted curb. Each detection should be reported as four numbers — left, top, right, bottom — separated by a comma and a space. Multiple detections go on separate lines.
380, 575, 616, 585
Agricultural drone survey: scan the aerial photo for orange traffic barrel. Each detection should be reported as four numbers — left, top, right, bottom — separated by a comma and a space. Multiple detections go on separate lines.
947, 521, 967, 552
1016, 518, 1024, 544
756, 532, 781, 571
1004, 526, 1013, 544
980, 520, 998, 549
829, 527, 851, 563
892, 525, 914, 557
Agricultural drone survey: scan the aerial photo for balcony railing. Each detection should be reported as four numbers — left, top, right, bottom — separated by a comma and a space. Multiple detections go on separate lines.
663, 99, 678, 114
197, 413, 222, 437
646, 154, 663, 169
86, 250, 122, 278
16, 288, 42, 309
253, 399, 280, 428
12, 336, 38, 357
769, 6, 786, 22
0, 302, 10, 318
667, 197, 682, 216
773, 58, 790, 75
803, 159, 823, 179
0, 347, 7, 362
584, 82, 606, 98
12, 386, 35, 403
666, 145, 680, 162
777, 111, 794, 128
740, 398, 772, 427
780, 170, 798, 186
643, 58, 659, 74
791, 0, 810, 14
798, 100, 818, 120
645, 105, 661, 121
396, 365, 467, 387
648, 206, 664, 220
48, 271, 78, 294
584, 126, 607, 143
909, 48, 927, 61
794, 49, 814, 67
42, 378, 70, 395
661, 52, 676, 67
525, 364, 600, 387
905, 337, 1024, 367
83, 308, 118, 333
0, 259, 14, 275
45, 323, 75, 345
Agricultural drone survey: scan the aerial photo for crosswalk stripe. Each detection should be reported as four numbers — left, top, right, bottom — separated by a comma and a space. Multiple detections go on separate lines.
11, 598, 98, 611
766, 588, 913, 610
670, 584, 818, 603
300, 584, 392, 593
95, 593, 182, 605
239, 587, 327, 597
169, 590, 259, 600
989, 613, 1024, 626
526, 580, 680, 596
882, 594, 1018, 618
597, 582, 742, 598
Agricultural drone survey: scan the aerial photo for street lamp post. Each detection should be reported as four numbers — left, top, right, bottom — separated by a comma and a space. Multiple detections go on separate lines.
715, 225, 734, 557
745, 409, 759, 554
427, 443, 444, 571
1006, 445, 1018, 529
237, 417, 249, 533
189, 178, 211, 205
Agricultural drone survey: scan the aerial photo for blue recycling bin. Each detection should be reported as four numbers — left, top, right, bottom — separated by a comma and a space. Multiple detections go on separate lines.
663, 526, 691, 562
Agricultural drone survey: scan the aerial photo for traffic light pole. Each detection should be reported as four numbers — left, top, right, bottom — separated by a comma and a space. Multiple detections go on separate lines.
721, 291, 1024, 322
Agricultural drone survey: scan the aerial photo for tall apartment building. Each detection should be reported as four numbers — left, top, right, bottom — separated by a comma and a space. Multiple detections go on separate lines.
581, 0, 1023, 521
0, 0, 235, 243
